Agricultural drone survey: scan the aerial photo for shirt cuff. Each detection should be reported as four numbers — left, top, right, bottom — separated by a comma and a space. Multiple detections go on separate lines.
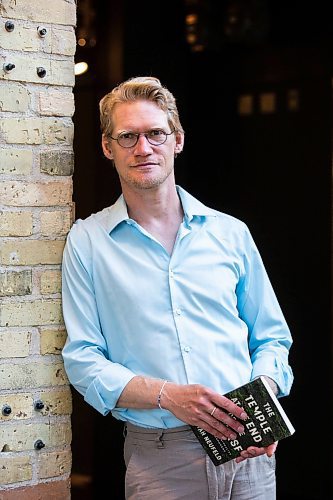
85, 364, 136, 415
251, 354, 294, 398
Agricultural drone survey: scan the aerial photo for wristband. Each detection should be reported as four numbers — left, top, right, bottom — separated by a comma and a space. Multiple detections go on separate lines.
157, 380, 168, 410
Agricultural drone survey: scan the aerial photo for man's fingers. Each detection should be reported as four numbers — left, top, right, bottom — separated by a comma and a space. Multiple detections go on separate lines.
209, 406, 246, 435
200, 419, 241, 441
214, 395, 248, 421
265, 442, 278, 457
237, 442, 278, 462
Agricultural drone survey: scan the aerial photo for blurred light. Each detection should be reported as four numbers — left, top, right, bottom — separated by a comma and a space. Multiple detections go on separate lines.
75, 61, 89, 76
287, 89, 300, 112
78, 38, 86, 47
192, 44, 204, 52
186, 13, 198, 25
186, 33, 197, 44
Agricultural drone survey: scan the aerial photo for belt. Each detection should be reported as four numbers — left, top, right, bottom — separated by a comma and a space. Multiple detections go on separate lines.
124, 422, 192, 447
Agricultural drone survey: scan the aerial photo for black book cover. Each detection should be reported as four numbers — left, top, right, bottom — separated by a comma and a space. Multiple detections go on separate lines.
191, 376, 295, 465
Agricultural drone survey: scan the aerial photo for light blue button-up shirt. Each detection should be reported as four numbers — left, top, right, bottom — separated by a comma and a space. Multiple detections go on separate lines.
61, 186, 293, 429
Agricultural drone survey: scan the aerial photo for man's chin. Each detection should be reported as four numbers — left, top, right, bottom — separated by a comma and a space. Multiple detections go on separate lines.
127, 174, 167, 190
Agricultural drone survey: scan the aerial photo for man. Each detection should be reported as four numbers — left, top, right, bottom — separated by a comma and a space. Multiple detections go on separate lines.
62, 76, 293, 499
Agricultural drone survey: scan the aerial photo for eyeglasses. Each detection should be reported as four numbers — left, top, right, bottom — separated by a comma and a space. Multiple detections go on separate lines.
110, 129, 174, 148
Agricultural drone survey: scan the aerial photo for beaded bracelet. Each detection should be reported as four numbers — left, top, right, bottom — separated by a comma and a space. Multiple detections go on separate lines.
157, 380, 168, 410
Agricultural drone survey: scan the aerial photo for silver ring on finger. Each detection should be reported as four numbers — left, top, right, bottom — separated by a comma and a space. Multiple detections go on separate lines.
210, 406, 217, 417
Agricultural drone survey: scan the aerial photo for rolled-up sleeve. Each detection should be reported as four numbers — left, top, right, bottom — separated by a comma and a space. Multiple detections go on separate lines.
236, 227, 294, 397
61, 223, 136, 415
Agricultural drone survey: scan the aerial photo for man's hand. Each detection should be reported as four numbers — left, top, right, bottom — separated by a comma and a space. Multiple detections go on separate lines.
235, 441, 278, 463
117, 376, 248, 441
161, 382, 248, 441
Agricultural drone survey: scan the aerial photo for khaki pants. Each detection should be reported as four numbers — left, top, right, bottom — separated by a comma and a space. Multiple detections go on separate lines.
124, 423, 276, 500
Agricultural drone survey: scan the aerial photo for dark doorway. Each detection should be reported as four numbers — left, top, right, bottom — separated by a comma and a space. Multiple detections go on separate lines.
71, 2, 332, 499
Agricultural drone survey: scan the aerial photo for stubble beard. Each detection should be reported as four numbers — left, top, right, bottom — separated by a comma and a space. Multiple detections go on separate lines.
121, 165, 174, 191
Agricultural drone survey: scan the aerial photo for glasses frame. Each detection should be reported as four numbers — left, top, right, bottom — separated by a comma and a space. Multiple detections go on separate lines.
110, 129, 175, 148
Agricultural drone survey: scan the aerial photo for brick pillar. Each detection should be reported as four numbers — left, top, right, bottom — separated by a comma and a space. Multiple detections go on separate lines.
0, 1, 76, 497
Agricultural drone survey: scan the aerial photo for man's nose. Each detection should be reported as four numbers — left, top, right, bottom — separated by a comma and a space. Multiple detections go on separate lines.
134, 134, 153, 153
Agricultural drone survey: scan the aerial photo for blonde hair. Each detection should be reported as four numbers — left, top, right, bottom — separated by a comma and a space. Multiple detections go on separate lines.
99, 76, 184, 137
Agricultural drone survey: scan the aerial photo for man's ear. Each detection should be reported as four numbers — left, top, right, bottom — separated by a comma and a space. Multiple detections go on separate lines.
102, 134, 113, 160
174, 132, 184, 155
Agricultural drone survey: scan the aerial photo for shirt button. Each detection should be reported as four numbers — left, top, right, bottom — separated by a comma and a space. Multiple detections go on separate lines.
175, 308, 181, 315
169, 270, 174, 278
183, 346, 190, 353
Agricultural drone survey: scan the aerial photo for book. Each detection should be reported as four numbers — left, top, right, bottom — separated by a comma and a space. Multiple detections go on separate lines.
191, 376, 295, 466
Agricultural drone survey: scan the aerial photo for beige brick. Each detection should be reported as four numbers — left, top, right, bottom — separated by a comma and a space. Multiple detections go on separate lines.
0, 25, 47, 52
0, 181, 72, 206
0, 54, 74, 87
0, 393, 33, 420
0, 211, 33, 236
0, 421, 72, 452
0, 456, 32, 484
0, 240, 65, 265
0, 270, 32, 296
39, 91, 75, 116
0, 299, 63, 326
0, 149, 33, 175
0, 25, 76, 55
40, 210, 72, 236
0, 361, 68, 390
40, 328, 67, 355
0, 82, 30, 112
40, 270, 62, 294
36, 387, 72, 416
51, 27, 76, 56
0, 0, 76, 26
0, 117, 74, 145
40, 151, 74, 176
0, 331, 31, 358
38, 449, 71, 479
